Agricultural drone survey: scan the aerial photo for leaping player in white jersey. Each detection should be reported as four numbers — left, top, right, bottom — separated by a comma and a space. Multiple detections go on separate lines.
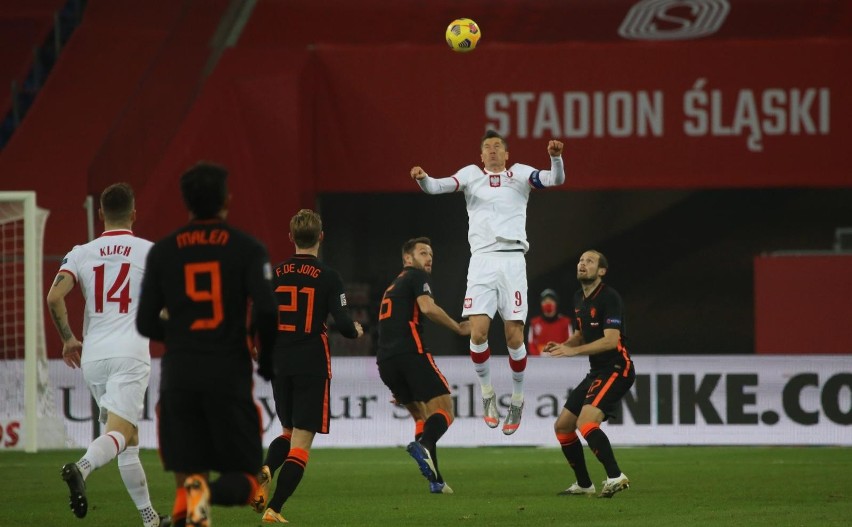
410, 130, 565, 435
46, 183, 169, 527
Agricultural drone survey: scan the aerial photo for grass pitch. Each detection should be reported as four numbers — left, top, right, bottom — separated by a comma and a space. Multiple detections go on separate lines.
1, 446, 849, 526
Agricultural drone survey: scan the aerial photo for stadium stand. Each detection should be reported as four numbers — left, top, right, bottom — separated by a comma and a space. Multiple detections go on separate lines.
0, 0, 78, 148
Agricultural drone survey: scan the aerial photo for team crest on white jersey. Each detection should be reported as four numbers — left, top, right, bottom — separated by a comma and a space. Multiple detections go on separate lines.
464, 297, 473, 308
489, 174, 501, 187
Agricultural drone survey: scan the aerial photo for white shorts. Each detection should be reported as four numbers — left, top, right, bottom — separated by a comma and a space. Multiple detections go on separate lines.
462, 251, 528, 322
82, 357, 150, 426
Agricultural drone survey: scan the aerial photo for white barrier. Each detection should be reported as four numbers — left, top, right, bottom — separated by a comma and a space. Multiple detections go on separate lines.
2, 355, 849, 449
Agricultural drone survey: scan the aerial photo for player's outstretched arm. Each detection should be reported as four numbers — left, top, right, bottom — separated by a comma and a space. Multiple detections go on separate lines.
530, 140, 566, 188
410, 165, 461, 195
416, 295, 468, 335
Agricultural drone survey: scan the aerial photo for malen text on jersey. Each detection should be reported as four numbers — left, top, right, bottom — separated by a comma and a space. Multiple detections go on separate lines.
176, 228, 230, 248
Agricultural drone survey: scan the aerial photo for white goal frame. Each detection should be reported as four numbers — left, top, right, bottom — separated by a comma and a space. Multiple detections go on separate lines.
0, 191, 57, 452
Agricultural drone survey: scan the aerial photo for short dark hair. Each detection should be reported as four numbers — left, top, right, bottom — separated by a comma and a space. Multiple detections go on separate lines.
402, 236, 431, 258
590, 250, 609, 269
290, 209, 322, 249
180, 162, 228, 219
481, 129, 508, 150
100, 183, 134, 222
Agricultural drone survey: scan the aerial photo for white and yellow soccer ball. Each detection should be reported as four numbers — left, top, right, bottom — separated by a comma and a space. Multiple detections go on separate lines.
445, 18, 481, 53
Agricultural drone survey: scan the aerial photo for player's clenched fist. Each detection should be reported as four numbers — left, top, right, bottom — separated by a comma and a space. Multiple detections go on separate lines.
547, 140, 564, 157
410, 166, 427, 181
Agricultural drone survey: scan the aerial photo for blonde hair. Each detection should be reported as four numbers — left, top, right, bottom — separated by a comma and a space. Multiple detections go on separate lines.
290, 209, 322, 248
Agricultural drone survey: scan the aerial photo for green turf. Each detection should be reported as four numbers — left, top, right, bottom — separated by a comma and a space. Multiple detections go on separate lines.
1, 446, 850, 526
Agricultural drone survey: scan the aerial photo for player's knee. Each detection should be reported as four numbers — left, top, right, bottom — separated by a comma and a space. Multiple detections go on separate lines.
468, 316, 490, 343
505, 330, 524, 349
470, 331, 488, 345
555, 407, 578, 429
555, 417, 576, 434
504, 321, 524, 346
578, 404, 604, 424
407, 405, 425, 421
107, 418, 136, 443
434, 407, 454, 427
427, 395, 454, 417
437, 395, 454, 415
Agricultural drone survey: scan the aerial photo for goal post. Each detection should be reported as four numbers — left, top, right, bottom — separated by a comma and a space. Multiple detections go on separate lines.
0, 191, 67, 452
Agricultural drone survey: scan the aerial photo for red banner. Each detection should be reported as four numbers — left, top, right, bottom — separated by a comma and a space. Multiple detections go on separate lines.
311, 39, 850, 191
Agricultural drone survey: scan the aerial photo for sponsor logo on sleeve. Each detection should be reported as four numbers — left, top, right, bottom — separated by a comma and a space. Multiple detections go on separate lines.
340, 294, 347, 306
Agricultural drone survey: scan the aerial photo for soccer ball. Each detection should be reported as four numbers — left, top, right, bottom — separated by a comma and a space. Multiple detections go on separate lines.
445, 18, 481, 53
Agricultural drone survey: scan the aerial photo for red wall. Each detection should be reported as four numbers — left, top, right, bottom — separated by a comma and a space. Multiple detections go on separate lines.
133, 47, 315, 264
755, 254, 852, 354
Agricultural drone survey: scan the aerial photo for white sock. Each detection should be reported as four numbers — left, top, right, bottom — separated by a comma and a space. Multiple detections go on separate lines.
507, 344, 527, 403
470, 340, 493, 396
78, 431, 126, 479
118, 446, 158, 526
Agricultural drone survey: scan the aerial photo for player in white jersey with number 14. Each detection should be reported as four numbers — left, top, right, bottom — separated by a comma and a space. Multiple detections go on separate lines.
410, 130, 565, 435
46, 183, 169, 527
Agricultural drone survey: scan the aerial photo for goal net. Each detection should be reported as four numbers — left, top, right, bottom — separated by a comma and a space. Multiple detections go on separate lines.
0, 191, 68, 451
